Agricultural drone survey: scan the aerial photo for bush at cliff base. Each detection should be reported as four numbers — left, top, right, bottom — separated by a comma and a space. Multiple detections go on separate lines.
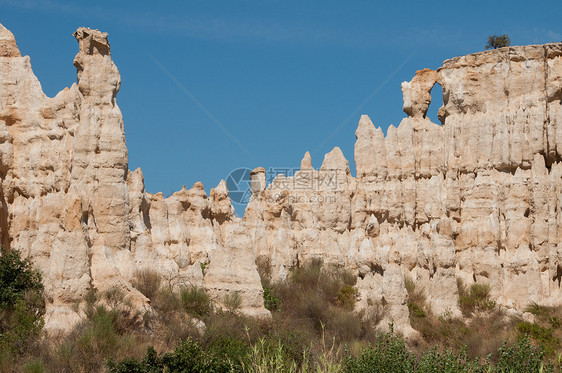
0, 247, 45, 354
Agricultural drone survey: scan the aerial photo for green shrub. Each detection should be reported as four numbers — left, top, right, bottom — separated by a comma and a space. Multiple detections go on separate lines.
110, 338, 236, 373
336, 284, 358, 310
206, 336, 250, 371
523, 302, 562, 329
269, 261, 365, 346
283, 261, 356, 313
132, 269, 162, 300
457, 280, 495, 316
405, 276, 427, 320
200, 261, 209, 277
417, 346, 487, 372
152, 288, 181, 314
327, 308, 362, 342
83, 288, 98, 317
470, 283, 491, 300
263, 287, 279, 312
495, 335, 553, 372
162, 338, 234, 372
0, 247, 45, 353
244, 338, 299, 372
404, 276, 416, 294
288, 260, 356, 303
256, 256, 273, 288
343, 332, 417, 372
291, 259, 322, 288
203, 312, 260, 347
408, 302, 426, 318
223, 292, 242, 312
82, 306, 120, 353
22, 359, 47, 373
180, 286, 212, 317
0, 247, 43, 310
108, 332, 556, 373
266, 330, 309, 367
58, 305, 123, 372
405, 275, 433, 343
524, 302, 552, 318
104, 286, 126, 309
299, 291, 330, 331
51, 292, 146, 372
549, 315, 561, 328
109, 346, 162, 373
344, 333, 553, 372
517, 321, 560, 356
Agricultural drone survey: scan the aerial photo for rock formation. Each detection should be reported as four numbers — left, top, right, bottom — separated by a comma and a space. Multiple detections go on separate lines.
1, 22, 561, 336
246, 44, 562, 336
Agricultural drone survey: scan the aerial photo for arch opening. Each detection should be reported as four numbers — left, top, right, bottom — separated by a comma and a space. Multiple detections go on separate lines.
426, 82, 444, 125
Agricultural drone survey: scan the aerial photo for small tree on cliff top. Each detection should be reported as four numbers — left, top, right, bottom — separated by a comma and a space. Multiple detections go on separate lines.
486, 34, 511, 49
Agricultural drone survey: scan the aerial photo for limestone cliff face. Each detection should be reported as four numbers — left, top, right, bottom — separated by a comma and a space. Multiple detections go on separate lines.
1, 22, 561, 336
246, 44, 562, 336
0, 24, 268, 331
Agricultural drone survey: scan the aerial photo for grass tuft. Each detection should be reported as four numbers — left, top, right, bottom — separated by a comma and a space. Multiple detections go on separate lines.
132, 269, 162, 300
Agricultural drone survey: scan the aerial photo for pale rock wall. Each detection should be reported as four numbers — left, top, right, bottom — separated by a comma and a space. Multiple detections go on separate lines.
1, 22, 561, 337
0, 24, 268, 332
245, 43, 562, 337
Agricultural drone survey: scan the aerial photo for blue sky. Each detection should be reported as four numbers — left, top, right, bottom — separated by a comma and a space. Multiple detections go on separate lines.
1, 0, 560, 215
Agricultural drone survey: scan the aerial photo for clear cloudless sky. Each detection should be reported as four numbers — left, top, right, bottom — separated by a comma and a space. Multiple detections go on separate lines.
0, 0, 560, 214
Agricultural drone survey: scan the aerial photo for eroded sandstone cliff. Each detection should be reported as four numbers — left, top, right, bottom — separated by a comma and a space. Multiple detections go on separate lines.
1, 23, 561, 336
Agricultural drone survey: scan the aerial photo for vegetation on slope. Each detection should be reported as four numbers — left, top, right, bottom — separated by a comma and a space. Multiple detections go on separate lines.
1, 252, 562, 372
0, 247, 45, 364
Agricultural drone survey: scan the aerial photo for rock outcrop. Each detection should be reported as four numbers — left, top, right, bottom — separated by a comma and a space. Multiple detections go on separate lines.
246, 44, 562, 335
0, 24, 269, 331
1, 22, 561, 336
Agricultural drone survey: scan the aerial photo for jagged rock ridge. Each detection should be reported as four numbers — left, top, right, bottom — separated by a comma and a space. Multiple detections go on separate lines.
1, 23, 561, 336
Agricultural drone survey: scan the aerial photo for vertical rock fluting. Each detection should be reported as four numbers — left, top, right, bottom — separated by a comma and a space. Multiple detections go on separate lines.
0, 24, 269, 330
0, 26, 145, 330
1, 21, 562, 335
245, 43, 562, 335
